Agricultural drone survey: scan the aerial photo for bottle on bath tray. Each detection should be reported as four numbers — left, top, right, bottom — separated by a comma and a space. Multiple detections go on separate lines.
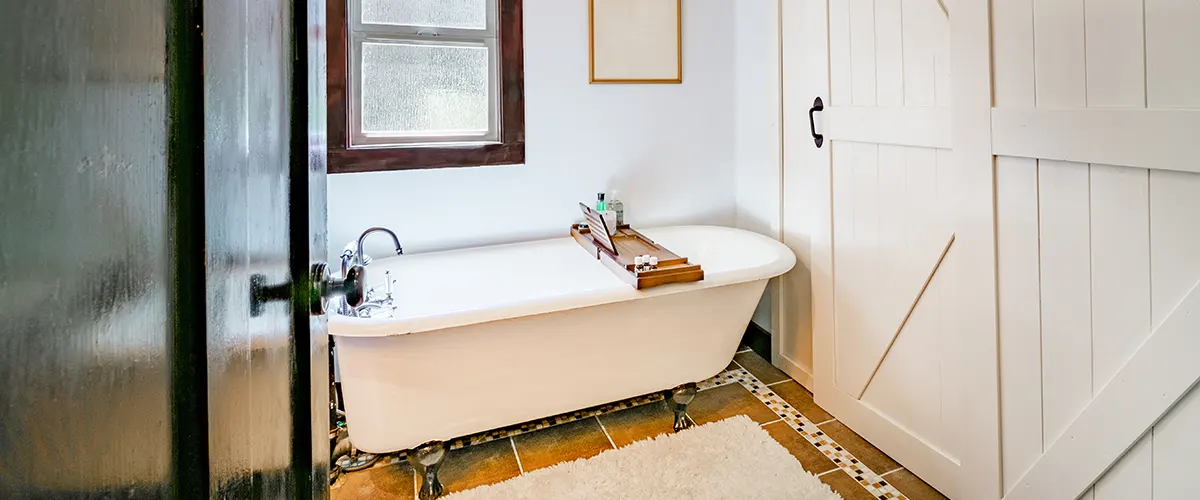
609, 190, 625, 226
595, 192, 619, 236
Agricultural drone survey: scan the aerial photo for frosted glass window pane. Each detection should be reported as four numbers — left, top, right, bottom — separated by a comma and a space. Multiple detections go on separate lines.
361, 0, 487, 30
360, 42, 490, 136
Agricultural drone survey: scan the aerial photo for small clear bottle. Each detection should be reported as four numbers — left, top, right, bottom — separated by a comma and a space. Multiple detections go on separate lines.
609, 190, 625, 226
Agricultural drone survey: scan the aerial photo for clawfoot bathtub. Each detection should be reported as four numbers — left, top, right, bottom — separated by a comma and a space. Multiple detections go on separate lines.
331, 225, 795, 496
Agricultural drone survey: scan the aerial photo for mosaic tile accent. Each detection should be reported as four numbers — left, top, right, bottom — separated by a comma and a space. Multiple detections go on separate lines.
728, 367, 909, 500
697, 368, 752, 391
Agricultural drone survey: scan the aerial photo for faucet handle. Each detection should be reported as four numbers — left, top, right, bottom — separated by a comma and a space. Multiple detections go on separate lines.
342, 265, 366, 309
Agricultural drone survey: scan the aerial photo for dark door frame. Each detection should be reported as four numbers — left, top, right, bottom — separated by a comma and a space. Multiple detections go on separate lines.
165, 0, 328, 497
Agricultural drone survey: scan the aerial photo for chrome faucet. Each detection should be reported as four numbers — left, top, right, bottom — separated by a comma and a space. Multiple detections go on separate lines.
339, 227, 404, 316
356, 227, 404, 266
342, 227, 404, 276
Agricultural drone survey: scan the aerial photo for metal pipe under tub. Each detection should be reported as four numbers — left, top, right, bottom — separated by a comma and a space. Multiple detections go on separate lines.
330, 225, 796, 498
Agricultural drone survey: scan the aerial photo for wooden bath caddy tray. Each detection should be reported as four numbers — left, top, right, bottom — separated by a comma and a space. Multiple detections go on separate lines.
571, 204, 704, 290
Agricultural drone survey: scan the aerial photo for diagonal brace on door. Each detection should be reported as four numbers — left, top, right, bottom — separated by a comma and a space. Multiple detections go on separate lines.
855, 234, 956, 400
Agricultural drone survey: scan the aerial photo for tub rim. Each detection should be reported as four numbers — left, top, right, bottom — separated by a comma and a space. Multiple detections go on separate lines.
329, 225, 796, 338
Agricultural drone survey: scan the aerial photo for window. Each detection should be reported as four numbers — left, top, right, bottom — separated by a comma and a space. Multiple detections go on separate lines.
328, 0, 524, 172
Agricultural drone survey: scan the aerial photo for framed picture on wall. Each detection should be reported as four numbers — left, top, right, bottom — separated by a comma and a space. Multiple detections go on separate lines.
589, 0, 682, 84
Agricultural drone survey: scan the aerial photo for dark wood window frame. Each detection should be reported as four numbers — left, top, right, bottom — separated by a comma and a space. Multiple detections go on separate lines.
326, 0, 525, 173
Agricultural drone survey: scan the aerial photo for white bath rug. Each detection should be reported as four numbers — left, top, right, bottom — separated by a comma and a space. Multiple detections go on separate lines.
443, 415, 843, 500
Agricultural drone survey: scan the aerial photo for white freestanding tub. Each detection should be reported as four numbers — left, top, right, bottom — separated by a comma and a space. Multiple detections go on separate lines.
330, 225, 796, 454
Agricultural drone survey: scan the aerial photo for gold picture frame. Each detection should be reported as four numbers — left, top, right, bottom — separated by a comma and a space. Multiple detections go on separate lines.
588, 0, 683, 84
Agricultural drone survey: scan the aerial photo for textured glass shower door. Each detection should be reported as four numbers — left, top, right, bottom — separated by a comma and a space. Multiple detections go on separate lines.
0, 0, 330, 498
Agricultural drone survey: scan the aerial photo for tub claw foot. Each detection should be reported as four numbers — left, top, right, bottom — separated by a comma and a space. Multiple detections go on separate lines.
670, 383, 699, 432
336, 446, 379, 473
409, 440, 448, 500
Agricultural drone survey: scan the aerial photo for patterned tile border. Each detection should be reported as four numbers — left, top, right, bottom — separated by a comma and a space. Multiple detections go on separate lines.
725, 365, 909, 500
355, 354, 910, 500
697, 367, 752, 391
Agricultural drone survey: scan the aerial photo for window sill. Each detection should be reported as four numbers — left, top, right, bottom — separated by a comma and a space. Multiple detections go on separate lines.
328, 141, 525, 174
347, 140, 501, 150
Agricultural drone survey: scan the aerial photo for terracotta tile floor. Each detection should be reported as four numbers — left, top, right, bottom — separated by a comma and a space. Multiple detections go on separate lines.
331, 348, 948, 500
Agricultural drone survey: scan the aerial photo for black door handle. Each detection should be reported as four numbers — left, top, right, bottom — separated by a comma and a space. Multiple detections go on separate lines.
809, 97, 824, 148
249, 262, 366, 317
311, 262, 366, 316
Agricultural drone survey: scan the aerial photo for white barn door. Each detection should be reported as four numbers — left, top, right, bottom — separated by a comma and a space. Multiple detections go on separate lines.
783, 0, 997, 498
993, 0, 1200, 499
819, 0, 964, 493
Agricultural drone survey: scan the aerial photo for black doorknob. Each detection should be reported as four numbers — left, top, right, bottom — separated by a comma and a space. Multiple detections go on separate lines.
311, 262, 366, 316
250, 262, 367, 317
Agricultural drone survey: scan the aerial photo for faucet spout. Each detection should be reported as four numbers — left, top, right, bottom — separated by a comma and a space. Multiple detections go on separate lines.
355, 227, 404, 267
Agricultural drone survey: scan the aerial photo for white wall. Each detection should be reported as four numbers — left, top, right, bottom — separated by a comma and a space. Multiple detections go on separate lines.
733, 1, 781, 240
328, 0, 737, 260
732, 0, 782, 334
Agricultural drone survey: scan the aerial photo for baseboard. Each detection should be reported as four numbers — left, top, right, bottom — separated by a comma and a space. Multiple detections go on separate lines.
740, 321, 771, 361
775, 355, 814, 391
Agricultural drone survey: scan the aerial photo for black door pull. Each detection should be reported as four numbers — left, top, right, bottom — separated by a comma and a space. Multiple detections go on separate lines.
809, 97, 824, 148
